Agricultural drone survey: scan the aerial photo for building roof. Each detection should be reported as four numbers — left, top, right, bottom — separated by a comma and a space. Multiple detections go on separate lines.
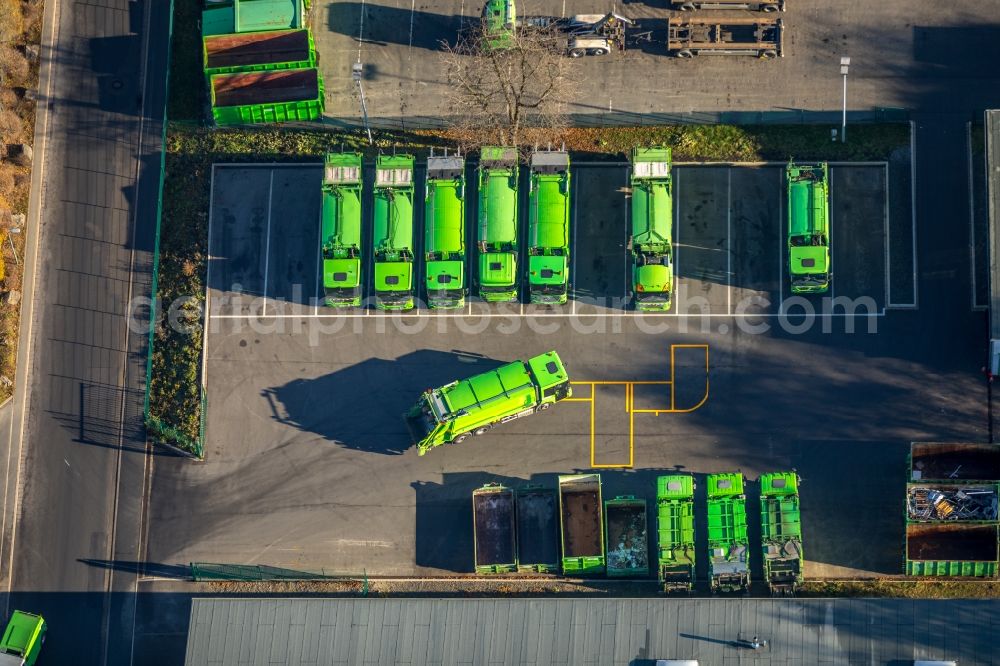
184, 597, 995, 665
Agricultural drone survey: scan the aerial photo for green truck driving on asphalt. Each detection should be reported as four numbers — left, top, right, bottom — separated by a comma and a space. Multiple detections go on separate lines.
760, 471, 803, 595
373, 155, 416, 310
405, 351, 571, 455
425, 155, 467, 309
0, 611, 45, 666
787, 161, 830, 294
657, 474, 696, 593
706, 472, 750, 593
629, 147, 674, 311
528, 150, 571, 305
321, 152, 363, 307
477, 147, 520, 302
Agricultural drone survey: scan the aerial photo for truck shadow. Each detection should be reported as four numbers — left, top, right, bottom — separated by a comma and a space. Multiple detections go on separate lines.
261, 349, 504, 455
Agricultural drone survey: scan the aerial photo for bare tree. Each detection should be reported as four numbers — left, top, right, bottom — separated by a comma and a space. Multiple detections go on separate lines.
441, 20, 575, 150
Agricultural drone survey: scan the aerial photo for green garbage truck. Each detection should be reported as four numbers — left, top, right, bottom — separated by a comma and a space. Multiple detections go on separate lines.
656, 474, 696, 593
559, 473, 606, 575
629, 147, 674, 311
425, 155, 467, 309
482, 0, 517, 49
528, 150, 571, 305
405, 351, 571, 455
477, 146, 520, 302
605, 495, 649, 577
321, 152, 364, 307
0, 611, 45, 666
706, 472, 750, 593
373, 155, 416, 310
759, 471, 803, 595
786, 161, 830, 294
473, 483, 517, 574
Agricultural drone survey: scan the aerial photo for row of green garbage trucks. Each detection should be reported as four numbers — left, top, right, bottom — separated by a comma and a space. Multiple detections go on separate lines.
321, 149, 830, 311
470, 471, 803, 594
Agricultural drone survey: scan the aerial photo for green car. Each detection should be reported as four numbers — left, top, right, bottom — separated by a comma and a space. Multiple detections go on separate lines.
0, 611, 45, 666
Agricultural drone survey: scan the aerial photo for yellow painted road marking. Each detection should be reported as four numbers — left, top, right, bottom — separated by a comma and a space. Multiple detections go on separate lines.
566, 344, 710, 469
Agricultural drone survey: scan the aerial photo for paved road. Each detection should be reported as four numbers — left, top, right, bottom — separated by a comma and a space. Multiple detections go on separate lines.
0, 0, 169, 664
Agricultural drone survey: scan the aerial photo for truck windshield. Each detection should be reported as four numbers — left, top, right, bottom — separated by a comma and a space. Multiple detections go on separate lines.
638, 292, 669, 303
790, 234, 826, 247
326, 286, 360, 299
536, 285, 566, 296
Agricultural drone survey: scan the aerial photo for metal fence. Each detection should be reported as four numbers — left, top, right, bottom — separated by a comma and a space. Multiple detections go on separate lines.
191, 563, 369, 593
144, 0, 209, 459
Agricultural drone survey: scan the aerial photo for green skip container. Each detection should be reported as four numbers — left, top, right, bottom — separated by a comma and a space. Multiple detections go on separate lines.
210, 67, 325, 126
203, 29, 317, 78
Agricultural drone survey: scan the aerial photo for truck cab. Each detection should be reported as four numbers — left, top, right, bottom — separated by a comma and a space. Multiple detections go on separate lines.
0, 611, 45, 666
787, 161, 830, 294
477, 146, 520, 302
373, 155, 416, 310
528, 150, 571, 305
321, 152, 363, 307
425, 155, 466, 309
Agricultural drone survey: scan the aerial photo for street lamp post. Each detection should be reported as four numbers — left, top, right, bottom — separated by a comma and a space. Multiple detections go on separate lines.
840, 56, 850, 144
352, 62, 373, 146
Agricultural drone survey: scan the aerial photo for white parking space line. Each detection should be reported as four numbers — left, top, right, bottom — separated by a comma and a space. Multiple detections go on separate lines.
261, 170, 275, 317
777, 167, 784, 315
886, 121, 919, 309
314, 192, 323, 315
883, 163, 891, 309
357, 0, 366, 62
968, 122, 986, 311
408, 0, 416, 51
571, 167, 578, 315
623, 167, 630, 304
207, 311, 884, 320
727, 168, 732, 314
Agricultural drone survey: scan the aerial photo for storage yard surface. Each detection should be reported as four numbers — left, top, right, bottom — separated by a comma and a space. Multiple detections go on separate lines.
313, 0, 1000, 123
146, 162, 985, 579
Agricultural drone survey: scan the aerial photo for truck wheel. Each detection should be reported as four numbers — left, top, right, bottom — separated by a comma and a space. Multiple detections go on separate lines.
680, 2, 696, 9
761, 50, 778, 59
452, 433, 470, 444
588, 47, 609, 56
569, 48, 586, 58
538, 403, 551, 411
762, 3, 778, 10
474, 425, 491, 436
676, 49, 693, 59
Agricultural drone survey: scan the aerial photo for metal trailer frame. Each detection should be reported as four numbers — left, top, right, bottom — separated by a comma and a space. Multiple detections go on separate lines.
669, 0, 784, 11
667, 17, 783, 58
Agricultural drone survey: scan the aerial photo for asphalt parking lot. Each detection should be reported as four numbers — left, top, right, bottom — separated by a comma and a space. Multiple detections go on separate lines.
142, 159, 987, 582
202, 161, 903, 317
313, 0, 1000, 124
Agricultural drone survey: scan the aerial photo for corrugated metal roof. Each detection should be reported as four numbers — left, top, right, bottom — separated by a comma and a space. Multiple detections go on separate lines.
184, 597, 998, 665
